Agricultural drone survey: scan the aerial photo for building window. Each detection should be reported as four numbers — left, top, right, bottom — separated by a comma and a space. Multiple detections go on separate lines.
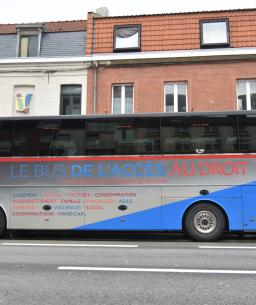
16, 24, 44, 57
19, 35, 39, 57
112, 85, 134, 114
200, 19, 229, 48
114, 25, 141, 52
237, 80, 256, 110
60, 85, 82, 115
164, 83, 187, 112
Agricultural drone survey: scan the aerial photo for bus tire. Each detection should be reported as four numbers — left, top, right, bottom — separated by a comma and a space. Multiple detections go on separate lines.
0, 209, 6, 237
184, 203, 225, 242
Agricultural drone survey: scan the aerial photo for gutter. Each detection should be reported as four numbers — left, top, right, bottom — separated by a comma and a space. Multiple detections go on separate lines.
90, 47, 256, 63
0, 47, 256, 65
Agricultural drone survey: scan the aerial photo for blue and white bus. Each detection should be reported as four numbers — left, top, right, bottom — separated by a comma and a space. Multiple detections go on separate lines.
0, 111, 256, 241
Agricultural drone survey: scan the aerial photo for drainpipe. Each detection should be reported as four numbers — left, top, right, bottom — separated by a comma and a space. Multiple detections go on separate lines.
91, 13, 96, 55
91, 12, 98, 114
93, 61, 98, 114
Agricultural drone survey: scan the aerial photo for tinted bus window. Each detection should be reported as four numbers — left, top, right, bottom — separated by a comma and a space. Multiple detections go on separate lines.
86, 118, 160, 155
161, 114, 239, 154
238, 114, 256, 152
51, 119, 85, 156
13, 119, 85, 156
0, 121, 13, 157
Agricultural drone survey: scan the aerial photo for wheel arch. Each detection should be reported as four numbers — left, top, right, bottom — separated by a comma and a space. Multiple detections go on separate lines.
0, 203, 8, 228
182, 200, 230, 232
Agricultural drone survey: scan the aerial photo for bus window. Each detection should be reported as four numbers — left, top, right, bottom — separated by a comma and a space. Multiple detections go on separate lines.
86, 117, 160, 155
13, 119, 84, 156
13, 120, 54, 156
86, 120, 117, 155
51, 119, 85, 156
238, 114, 256, 152
115, 118, 160, 155
161, 114, 239, 154
0, 121, 13, 157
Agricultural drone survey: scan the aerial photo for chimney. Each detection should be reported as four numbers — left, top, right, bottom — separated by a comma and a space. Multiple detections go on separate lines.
96, 7, 109, 17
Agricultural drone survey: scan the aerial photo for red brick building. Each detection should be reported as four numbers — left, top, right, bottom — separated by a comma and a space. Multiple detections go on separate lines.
85, 9, 256, 114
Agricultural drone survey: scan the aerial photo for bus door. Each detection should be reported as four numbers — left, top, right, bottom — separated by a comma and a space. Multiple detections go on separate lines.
238, 114, 256, 230
84, 186, 162, 230
242, 185, 256, 230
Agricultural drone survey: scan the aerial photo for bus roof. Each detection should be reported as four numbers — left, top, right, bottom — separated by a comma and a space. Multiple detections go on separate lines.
1, 111, 256, 121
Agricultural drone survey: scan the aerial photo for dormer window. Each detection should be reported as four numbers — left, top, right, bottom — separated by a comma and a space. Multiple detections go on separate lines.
19, 35, 39, 57
16, 23, 44, 57
114, 25, 141, 52
200, 19, 230, 48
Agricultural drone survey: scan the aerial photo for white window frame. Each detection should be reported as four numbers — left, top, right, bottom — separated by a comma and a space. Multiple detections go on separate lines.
112, 84, 134, 114
237, 80, 256, 111
164, 82, 188, 113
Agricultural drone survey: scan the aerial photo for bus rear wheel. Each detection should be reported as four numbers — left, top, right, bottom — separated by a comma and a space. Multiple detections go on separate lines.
184, 203, 225, 242
0, 209, 6, 237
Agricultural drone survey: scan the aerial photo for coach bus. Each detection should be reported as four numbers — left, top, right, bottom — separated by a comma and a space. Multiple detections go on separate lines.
0, 111, 256, 241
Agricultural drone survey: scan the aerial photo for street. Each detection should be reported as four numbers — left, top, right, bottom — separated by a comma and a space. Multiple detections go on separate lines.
0, 234, 256, 304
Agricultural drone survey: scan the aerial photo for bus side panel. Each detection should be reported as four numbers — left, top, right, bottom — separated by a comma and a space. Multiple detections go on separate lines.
162, 185, 244, 231
10, 187, 85, 230
80, 186, 162, 230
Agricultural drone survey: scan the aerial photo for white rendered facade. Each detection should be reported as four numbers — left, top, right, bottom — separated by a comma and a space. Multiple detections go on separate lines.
0, 58, 87, 116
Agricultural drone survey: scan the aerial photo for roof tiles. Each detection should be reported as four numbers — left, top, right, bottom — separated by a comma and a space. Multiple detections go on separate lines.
86, 8, 256, 54
0, 20, 87, 34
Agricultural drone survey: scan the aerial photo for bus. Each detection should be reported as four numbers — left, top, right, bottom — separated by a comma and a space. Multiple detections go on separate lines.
0, 111, 256, 241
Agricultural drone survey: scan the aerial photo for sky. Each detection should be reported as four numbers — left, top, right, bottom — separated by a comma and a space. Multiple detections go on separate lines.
0, 0, 256, 23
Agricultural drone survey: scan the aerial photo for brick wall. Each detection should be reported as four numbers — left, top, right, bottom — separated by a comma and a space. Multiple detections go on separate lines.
86, 9, 256, 54
86, 60, 256, 114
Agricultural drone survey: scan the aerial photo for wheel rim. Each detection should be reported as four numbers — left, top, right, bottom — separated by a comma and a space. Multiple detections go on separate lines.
193, 210, 217, 234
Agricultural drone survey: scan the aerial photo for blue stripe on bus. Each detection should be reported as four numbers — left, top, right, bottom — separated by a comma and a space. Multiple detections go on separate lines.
73, 184, 244, 231
78, 206, 163, 230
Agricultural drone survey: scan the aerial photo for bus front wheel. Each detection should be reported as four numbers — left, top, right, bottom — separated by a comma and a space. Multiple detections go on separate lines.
0, 209, 6, 237
184, 203, 225, 242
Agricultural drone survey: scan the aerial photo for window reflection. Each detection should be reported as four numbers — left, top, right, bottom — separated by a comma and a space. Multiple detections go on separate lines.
161, 115, 239, 154
86, 118, 160, 155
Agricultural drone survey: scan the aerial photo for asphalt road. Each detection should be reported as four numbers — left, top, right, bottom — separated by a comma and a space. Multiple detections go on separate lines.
1, 234, 256, 305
